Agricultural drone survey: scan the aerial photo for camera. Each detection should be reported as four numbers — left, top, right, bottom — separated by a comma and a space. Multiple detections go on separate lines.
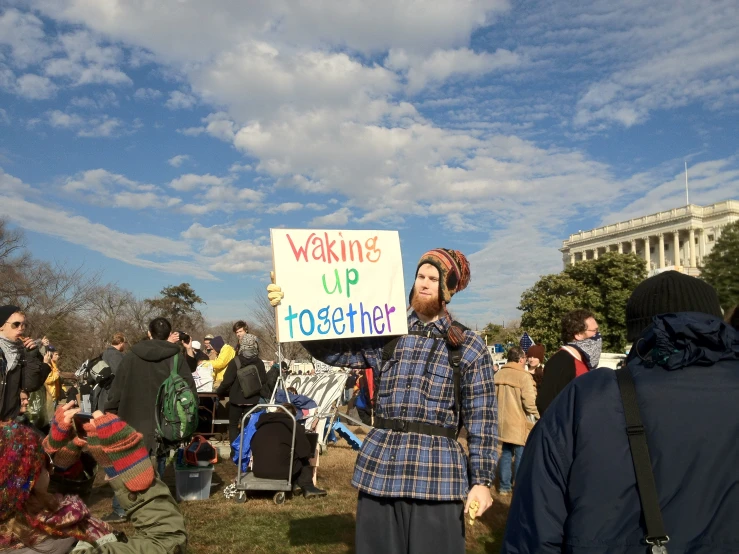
178, 331, 191, 344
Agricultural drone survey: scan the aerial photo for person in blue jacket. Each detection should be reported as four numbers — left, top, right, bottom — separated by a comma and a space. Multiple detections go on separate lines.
502, 270, 738, 553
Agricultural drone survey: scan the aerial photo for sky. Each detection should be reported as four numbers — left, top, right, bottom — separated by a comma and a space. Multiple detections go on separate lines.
1, 0, 738, 329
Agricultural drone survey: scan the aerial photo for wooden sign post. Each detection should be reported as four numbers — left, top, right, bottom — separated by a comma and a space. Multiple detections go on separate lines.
271, 229, 408, 342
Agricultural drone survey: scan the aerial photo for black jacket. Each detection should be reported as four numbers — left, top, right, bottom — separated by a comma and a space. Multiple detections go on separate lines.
105, 339, 197, 455
535, 348, 578, 415
503, 313, 739, 553
0, 346, 50, 421
216, 355, 267, 405
251, 412, 312, 480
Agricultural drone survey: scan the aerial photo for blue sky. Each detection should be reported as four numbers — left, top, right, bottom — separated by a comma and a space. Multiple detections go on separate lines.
1, 0, 738, 328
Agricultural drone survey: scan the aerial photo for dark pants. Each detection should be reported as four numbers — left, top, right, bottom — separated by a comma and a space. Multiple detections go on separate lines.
229, 403, 255, 459
355, 492, 465, 554
357, 407, 372, 425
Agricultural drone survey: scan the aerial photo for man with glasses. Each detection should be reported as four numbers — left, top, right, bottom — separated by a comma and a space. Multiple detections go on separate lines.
0, 305, 51, 421
536, 309, 601, 415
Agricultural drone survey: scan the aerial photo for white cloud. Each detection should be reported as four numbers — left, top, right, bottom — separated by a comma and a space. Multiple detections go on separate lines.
165, 90, 197, 110
40, 109, 124, 137
0, 9, 51, 67
167, 154, 190, 167
134, 87, 162, 100
169, 173, 229, 191
62, 168, 181, 210
388, 47, 523, 93
229, 163, 252, 173
0, 167, 213, 279
69, 90, 118, 109
14, 73, 57, 99
309, 207, 352, 227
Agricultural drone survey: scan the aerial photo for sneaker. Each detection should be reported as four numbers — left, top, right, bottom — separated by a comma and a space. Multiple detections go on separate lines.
101, 512, 127, 524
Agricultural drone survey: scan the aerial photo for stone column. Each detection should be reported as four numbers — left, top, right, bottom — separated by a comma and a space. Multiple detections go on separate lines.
658, 233, 665, 268
593, 247, 599, 260
570, 252, 575, 265
617, 242, 623, 254
673, 231, 680, 266
630, 239, 636, 255
643, 237, 651, 269
698, 229, 705, 262
689, 228, 696, 267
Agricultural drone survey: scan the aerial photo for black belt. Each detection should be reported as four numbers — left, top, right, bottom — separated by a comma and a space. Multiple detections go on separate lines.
374, 416, 457, 440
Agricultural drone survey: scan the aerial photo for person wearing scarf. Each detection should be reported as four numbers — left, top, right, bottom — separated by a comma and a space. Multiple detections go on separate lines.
0, 403, 188, 552
535, 309, 602, 415
0, 305, 51, 422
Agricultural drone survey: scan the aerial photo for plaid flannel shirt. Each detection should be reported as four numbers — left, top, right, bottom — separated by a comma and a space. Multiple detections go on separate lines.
305, 312, 498, 501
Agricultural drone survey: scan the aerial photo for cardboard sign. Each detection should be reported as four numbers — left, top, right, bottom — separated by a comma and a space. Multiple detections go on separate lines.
271, 229, 408, 342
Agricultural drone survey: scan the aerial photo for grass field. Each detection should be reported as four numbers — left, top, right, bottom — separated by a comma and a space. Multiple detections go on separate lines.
84, 428, 510, 554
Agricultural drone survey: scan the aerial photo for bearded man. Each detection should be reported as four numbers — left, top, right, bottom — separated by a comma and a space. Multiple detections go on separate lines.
268, 249, 498, 554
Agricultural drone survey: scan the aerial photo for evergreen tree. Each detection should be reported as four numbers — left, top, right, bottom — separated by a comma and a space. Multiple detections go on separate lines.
701, 219, 739, 311
519, 252, 646, 353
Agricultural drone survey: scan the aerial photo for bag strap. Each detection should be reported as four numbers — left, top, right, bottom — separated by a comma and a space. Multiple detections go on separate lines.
170, 352, 180, 376
616, 366, 669, 552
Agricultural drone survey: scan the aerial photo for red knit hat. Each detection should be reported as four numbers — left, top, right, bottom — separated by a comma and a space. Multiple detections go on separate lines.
412, 249, 471, 304
0, 422, 45, 522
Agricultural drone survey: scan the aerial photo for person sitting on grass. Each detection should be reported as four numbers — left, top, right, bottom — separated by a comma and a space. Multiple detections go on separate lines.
250, 403, 327, 499
0, 401, 187, 552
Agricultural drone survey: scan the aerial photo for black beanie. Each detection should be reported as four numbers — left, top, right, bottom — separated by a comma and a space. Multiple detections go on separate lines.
0, 305, 20, 327
625, 271, 723, 340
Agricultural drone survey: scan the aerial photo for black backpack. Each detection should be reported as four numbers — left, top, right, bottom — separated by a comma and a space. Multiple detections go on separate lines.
379, 321, 467, 425
236, 356, 263, 398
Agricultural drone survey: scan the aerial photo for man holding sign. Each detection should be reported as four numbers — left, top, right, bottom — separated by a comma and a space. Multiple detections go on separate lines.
268, 238, 497, 554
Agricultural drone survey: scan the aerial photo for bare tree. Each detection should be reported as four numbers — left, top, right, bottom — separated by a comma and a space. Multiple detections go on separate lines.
249, 291, 309, 362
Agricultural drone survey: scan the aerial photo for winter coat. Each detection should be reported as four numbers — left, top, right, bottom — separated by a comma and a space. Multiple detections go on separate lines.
14, 477, 187, 553
502, 313, 739, 553
97, 346, 124, 414
104, 340, 197, 455
210, 344, 236, 384
494, 361, 539, 446
535, 347, 588, 415
216, 355, 267, 405
0, 346, 50, 421
251, 412, 312, 480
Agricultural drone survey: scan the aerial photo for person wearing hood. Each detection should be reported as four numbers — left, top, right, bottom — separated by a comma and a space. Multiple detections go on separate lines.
535, 309, 601, 415
0, 305, 51, 422
216, 333, 267, 458
250, 403, 327, 498
104, 316, 196, 522
502, 271, 738, 553
209, 335, 235, 386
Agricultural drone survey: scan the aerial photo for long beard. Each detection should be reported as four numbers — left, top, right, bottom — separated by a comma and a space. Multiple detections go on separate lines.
410, 288, 442, 318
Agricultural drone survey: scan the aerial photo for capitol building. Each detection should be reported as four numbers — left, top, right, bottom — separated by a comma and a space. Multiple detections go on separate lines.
560, 200, 738, 276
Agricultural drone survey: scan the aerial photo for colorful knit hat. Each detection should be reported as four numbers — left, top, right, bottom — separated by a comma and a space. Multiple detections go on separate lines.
412, 249, 471, 304
0, 422, 46, 522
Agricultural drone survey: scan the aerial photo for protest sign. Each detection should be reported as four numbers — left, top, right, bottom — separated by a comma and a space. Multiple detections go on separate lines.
271, 229, 408, 342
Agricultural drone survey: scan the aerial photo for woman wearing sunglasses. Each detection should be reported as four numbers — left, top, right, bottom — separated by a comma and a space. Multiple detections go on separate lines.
0, 305, 51, 422
0, 402, 187, 552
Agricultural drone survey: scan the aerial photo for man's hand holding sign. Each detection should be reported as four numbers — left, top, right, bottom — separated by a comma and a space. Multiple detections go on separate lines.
268, 231, 497, 554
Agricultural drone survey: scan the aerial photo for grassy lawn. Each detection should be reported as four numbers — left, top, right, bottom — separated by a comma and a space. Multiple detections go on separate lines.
85, 429, 510, 553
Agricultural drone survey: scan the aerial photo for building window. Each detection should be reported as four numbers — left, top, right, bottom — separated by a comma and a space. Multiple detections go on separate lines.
708, 234, 714, 241
650, 247, 654, 253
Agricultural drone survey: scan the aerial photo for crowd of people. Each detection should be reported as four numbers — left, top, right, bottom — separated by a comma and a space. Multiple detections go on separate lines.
1, 248, 737, 552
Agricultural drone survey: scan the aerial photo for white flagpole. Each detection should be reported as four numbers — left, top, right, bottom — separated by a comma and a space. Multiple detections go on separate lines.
685, 161, 689, 206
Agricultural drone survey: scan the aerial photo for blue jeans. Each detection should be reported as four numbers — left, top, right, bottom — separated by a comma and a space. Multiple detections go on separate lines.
112, 454, 167, 516
499, 442, 524, 492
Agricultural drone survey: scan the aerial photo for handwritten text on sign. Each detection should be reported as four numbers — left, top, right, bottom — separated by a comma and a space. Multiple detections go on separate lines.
271, 229, 408, 342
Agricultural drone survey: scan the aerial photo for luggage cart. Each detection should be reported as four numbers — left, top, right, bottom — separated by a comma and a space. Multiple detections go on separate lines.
234, 403, 296, 505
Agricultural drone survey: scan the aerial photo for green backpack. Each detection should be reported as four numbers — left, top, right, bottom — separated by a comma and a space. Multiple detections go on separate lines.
154, 353, 198, 444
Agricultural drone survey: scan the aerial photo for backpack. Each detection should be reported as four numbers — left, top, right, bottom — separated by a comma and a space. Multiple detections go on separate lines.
379, 321, 467, 431
75, 355, 113, 412
155, 353, 198, 444
236, 356, 263, 399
